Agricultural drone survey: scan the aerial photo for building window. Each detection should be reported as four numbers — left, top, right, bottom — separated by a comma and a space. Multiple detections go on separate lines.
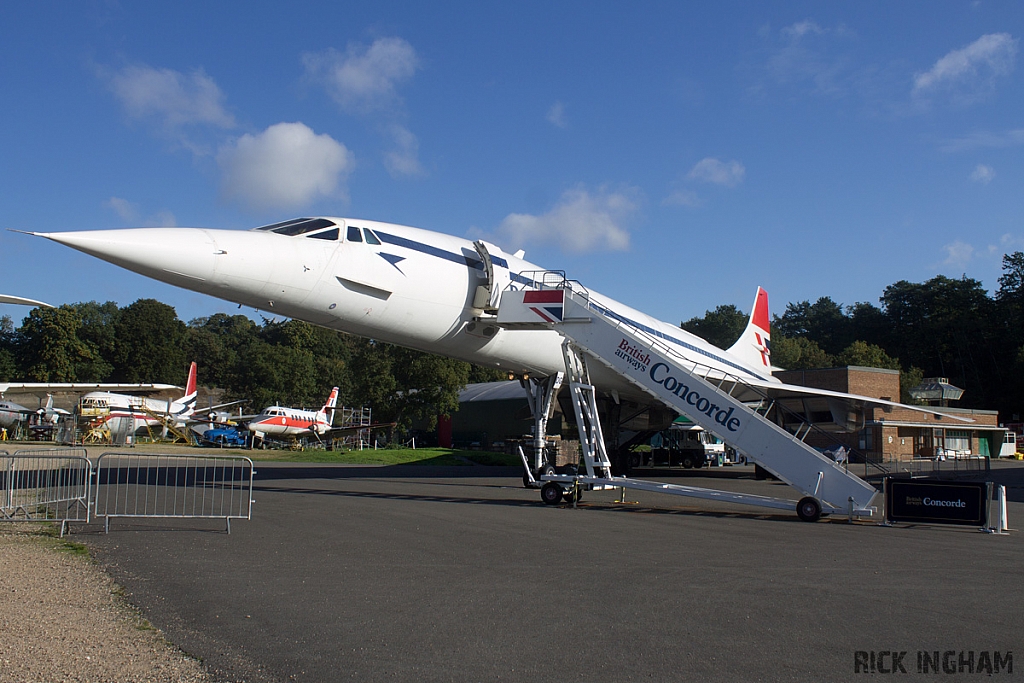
945, 430, 970, 452
858, 426, 873, 451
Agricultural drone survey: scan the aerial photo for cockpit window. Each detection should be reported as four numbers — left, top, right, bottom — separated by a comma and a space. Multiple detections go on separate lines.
254, 218, 337, 236
363, 228, 382, 245
346, 225, 363, 242
307, 228, 339, 241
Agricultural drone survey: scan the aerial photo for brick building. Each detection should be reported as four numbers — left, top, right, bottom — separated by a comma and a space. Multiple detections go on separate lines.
774, 366, 1006, 462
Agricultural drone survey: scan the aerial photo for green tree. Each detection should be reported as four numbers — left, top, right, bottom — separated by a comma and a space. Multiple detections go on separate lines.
834, 340, 901, 370
111, 299, 187, 383
880, 275, 997, 406
70, 301, 118, 380
349, 340, 471, 437
15, 305, 102, 381
773, 297, 853, 355
768, 335, 832, 370
0, 315, 16, 381
681, 304, 748, 348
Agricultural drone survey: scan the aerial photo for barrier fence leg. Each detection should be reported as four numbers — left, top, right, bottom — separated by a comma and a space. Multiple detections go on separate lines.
998, 485, 1010, 534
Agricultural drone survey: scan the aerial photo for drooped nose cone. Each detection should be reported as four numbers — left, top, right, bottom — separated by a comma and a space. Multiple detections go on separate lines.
35, 228, 220, 291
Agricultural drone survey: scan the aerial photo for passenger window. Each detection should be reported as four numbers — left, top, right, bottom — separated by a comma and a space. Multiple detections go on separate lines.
364, 229, 381, 245
347, 226, 363, 243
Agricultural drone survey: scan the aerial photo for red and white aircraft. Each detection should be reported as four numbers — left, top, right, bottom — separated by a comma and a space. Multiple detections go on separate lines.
246, 387, 339, 440
78, 362, 199, 437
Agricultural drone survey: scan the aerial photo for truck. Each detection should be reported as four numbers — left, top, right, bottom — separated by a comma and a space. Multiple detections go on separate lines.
641, 424, 728, 469
200, 425, 248, 448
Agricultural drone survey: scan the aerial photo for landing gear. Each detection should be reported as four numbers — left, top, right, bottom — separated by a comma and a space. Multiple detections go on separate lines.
541, 482, 564, 505
796, 496, 822, 523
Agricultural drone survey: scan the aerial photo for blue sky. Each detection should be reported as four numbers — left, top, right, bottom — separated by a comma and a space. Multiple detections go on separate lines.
1, 1, 1022, 328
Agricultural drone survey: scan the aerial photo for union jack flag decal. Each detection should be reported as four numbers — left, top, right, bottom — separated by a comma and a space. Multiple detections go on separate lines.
523, 290, 564, 323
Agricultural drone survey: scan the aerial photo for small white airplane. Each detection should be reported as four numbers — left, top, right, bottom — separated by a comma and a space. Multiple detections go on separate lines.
26, 216, 965, 471
246, 387, 340, 440
78, 362, 199, 438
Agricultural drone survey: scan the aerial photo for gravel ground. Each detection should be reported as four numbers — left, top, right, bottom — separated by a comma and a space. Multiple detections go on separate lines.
0, 524, 210, 683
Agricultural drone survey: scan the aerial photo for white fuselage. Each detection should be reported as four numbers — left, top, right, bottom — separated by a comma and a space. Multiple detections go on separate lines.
0, 400, 30, 429
246, 406, 331, 438
78, 392, 191, 437
38, 218, 776, 404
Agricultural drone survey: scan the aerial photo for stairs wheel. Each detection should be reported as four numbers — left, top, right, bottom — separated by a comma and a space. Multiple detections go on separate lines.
561, 483, 585, 505
796, 496, 822, 523
541, 482, 564, 505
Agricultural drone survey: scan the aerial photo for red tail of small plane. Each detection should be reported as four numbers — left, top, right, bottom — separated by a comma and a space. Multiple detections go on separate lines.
322, 387, 339, 424
179, 362, 198, 417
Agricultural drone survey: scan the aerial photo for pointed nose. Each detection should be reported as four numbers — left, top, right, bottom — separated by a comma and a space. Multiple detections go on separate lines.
34, 228, 220, 290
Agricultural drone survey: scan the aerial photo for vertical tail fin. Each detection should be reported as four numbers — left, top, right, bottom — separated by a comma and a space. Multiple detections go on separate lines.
179, 362, 198, 418
322, 387, 339, 425
726, 287, 772, 372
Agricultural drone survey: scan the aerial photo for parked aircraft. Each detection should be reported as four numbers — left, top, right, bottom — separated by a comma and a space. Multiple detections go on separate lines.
246, 387, 340, 440
28, 217, 968, 471
0, 399, 32, 430
78, 362, 198, 439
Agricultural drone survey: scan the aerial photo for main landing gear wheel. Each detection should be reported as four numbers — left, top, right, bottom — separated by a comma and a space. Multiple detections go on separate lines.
796, 496, 823, 523
541, 482, 564, 505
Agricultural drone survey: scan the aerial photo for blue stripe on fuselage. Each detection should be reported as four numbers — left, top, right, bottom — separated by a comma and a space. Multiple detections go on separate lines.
375, 231, 508, 269
371, 230, 758, 379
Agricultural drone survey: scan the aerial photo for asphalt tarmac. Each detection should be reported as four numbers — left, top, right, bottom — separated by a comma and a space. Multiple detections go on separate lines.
77, 462, 1024, 682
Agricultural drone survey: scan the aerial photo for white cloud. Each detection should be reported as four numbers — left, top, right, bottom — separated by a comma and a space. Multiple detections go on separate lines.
662, 188, 702, 208
942, 240, 975, 268
757, 19, 853, 96
145, 210, 177, 228
384, 124, 423, 177
107, 64, 235, 130
217, 122, 354, 211
547, 102, 567, 128
912, 33, 1018, 100
104, 198, 177, 226
686, 158, 745, 187
303, 38, 419, 114
105, 197, 139, 222
493, 186, 637, 253
941, 128, 1024, 152
781, 20, 825, 40
971, 164, 995, 184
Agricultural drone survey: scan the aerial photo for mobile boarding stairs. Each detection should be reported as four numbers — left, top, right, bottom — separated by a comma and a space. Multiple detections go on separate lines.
496, 276, 879, 522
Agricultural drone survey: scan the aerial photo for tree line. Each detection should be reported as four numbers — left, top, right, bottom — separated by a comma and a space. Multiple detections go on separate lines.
682, 252, 1024, 420
0, 300, 504, 434
2, 251, 1022, 430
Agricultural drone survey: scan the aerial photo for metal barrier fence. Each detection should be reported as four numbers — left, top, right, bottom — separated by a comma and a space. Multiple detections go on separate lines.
1, 448, 91, 536
94, 452, 254, 533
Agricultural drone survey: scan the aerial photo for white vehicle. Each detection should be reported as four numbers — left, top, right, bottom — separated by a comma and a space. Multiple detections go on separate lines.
645, 424, 727, 469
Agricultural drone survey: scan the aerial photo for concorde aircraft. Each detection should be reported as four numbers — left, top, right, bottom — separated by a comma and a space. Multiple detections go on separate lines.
26, 217, 965, 471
